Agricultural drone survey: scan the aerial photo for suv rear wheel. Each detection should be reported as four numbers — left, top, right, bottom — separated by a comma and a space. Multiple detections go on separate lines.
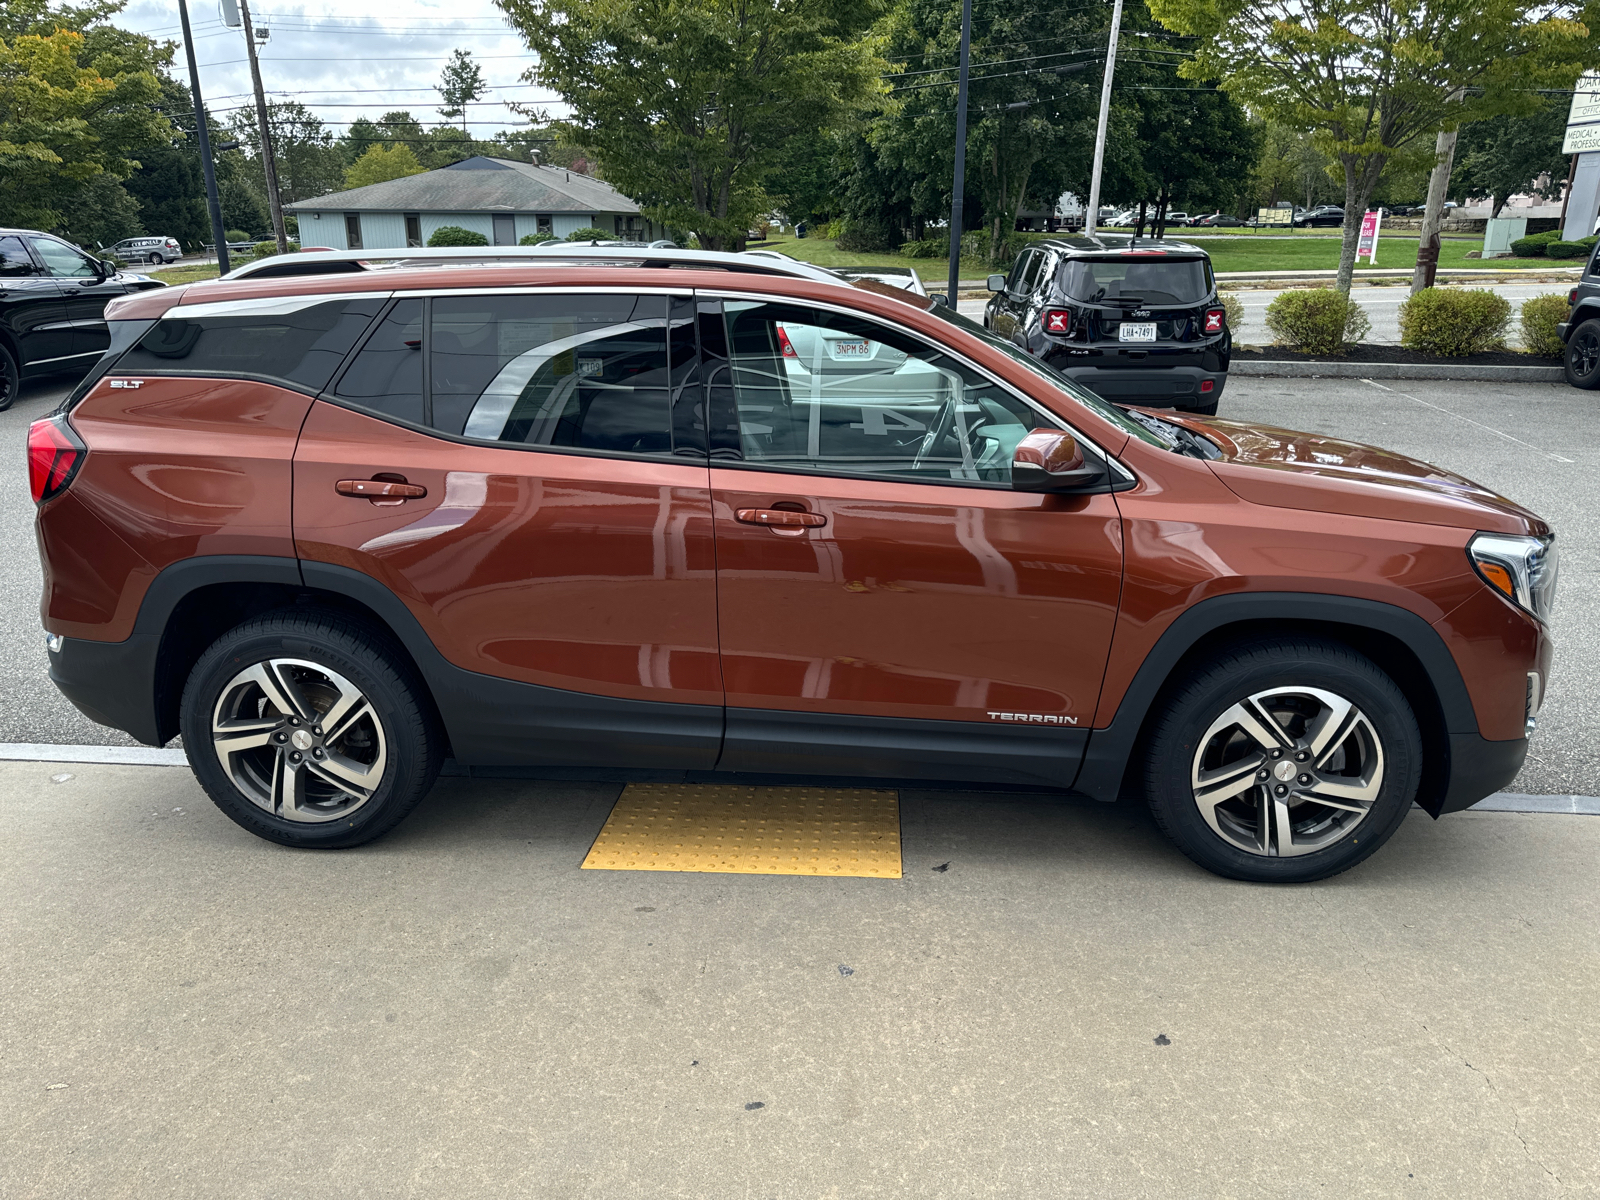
0, 344, 17, 413
1563, 317, 1600, 389
1142, 638, 1421, 883
180, 610, 443, 848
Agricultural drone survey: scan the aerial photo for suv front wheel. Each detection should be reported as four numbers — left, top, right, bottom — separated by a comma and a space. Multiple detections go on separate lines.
1142, 638, 1421, 883
181, 610, 443, 848
1563, 317, 1600, 389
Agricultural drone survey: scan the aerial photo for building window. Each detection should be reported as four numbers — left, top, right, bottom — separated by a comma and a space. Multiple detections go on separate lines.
344, 213, 363, 250
404, 214, 422, 248
492, 213, 516, 246
536, 214, 552, 236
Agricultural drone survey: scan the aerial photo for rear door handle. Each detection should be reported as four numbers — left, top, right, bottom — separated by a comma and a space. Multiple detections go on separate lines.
337, 478, 427, 505
735, 507, 826, 532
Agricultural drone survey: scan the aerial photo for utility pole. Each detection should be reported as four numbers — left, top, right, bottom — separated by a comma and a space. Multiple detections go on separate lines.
177, 0, 230, 276
238, 0, 289, 254
1084, 0, 1124, 238
1412, 88, 1466, 295
945, 0, 973, 304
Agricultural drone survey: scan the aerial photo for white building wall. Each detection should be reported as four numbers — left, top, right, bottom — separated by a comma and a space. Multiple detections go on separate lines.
297, 210, 346, 249
356, 213, 407, 250
514, 214, 552, 241
551, 213, 603, 238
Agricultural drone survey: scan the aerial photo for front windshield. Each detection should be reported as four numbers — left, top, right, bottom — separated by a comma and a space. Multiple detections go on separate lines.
926, 302, 1170, 448
1058, 257, 1210, 305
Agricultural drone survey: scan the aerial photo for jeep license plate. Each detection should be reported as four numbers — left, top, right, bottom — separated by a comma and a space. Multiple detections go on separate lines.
1119, 322, 1157, 342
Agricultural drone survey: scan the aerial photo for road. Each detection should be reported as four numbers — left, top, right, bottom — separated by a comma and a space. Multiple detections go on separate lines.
960, 280, 1572, 347
2, 758, 1596, 1198
3, 370, 1595, 795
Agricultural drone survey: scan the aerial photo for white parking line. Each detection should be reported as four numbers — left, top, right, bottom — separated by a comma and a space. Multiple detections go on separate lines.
0, 744, 1591, 814
1361, 379, 1577, 463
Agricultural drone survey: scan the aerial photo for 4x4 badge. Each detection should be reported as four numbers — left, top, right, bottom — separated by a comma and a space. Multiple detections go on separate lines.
108, 379, 142, 389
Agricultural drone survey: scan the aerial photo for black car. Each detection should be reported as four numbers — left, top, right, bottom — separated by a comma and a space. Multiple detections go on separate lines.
0, 229, 165, 410
983, 235, 1229, 414
1555, 245, 1600, 388
1187, 213, 1247, 228
1294, 206, 1345, 228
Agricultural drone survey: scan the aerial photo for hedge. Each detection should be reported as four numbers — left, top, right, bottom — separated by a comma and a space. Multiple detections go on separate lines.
518, 233, 556, 245
1519, 293, 1570, 359
1263, 288, 1371, 354
564, 227, 611, 242
427, 225, 489, 247
1398, 288, 1511, 356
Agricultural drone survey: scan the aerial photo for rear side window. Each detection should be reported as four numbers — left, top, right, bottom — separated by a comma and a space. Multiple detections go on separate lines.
116, 295, 386, 392
1058, 258, 1209, 305
0, 236, 36, 277
332, 292, 701, 459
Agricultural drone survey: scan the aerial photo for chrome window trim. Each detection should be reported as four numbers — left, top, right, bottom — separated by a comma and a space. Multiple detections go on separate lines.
695, 287, 1137, 486
172, 291, 395, 320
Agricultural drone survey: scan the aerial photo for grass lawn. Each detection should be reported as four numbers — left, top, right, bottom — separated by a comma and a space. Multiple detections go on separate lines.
148, 263, 222, 285
760, 232, 1565, 277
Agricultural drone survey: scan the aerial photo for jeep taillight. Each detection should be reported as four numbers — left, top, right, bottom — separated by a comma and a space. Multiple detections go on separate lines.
1204, 308, 1225, 334
28, 416, 85, 505
1043, 308, 1072, 335
1570, 289, 1579, 305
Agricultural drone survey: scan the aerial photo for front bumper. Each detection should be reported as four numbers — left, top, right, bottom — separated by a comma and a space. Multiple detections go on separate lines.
1434, 732, 1529, 815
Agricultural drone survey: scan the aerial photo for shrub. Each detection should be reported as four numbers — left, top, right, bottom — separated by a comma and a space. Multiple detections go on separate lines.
1546, 240, 1589, 258
1510, 229, 1565, 257
1218, 290, 1245, 335
564, 226, 610, 242
1519, 293, 1570, 359
1263, 287, 1371, 354
428, 225, 489, 247
837, 212, 902, 253
518, 232, 556, 245
1398, 287, 1511, 356
223, 229, 251, 244
250, 240, 299, 259
899, 236, 947, 259
822, 217, 845, 240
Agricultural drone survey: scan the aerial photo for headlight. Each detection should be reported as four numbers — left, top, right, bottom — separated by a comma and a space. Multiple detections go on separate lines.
1468, 532, 1559, 623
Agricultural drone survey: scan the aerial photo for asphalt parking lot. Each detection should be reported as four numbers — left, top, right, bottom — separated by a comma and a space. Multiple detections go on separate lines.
3, 370, 1594, 795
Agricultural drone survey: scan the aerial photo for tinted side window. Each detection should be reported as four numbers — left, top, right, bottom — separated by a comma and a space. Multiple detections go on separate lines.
437, 293, 683, 456
117, 296, 386, 391
333, 298, 423, 424
0, 236, 36, 278
28, 236, 97, 278
719, 300, 1039, 486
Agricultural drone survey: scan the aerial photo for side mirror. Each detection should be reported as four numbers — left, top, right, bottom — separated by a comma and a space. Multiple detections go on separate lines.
986, 273, 1006, 293
1012, 428, 1108, 493
928, 292, 949, 307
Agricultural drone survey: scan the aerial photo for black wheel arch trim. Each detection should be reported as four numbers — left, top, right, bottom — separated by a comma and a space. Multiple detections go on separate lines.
1563, 304, 1600, 343
1072, 591, 1489, 816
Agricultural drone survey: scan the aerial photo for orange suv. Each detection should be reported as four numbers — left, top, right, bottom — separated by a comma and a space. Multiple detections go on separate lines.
30, 248, 1557, 882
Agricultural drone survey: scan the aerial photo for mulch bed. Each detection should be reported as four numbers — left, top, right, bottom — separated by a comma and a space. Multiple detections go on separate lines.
1234, 344, 1555, 368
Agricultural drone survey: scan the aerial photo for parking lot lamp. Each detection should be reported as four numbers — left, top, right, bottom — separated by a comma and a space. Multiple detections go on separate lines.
946, 0, 973, 304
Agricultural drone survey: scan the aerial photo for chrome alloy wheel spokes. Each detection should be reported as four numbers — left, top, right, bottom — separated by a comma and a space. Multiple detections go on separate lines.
211, 658, 387, 823
1190, 685, 1384, 858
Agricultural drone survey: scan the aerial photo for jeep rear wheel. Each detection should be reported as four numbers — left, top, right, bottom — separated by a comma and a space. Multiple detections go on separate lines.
1564, 318, 1600, 389
181, 610, 442, 848
1143, 638, 1421, 883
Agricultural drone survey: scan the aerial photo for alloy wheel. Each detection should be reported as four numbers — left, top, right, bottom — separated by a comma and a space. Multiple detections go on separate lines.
211, 657, 387, 823
1189, 685, 1384, 858
1572, 327, 1600, 379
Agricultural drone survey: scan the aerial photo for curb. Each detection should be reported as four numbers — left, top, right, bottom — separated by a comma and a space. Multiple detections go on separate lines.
1215, 267, 1582, 283
1231, 360, 1564, 383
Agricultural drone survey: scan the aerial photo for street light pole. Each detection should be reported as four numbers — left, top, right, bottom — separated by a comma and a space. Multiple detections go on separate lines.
239, 0, 290, 254
1084, 0, 1124, 238
945, 0, 973, 303
177, 0, 230, 276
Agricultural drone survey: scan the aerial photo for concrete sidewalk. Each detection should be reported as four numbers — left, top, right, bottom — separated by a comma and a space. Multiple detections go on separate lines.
3, 761, 1594, 1198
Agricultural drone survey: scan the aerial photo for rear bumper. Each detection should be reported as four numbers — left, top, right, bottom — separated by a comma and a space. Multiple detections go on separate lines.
1051, 362, 1228, 407
48, 633, 165, 746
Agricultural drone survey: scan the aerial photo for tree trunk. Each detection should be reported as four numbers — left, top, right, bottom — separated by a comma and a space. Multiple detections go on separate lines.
1134, 198, 1147, 239
1336, 156, 1387, 293
1411, 105, 1462, 295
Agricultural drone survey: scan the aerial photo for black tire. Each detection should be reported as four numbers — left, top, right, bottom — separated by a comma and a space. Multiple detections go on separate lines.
0, 343, 16, 413
1142, 637, 1422, 883
148, 251, 164, 265
180, 609, 443, 848
1177, 396, 1219, 417
1563, 318, 1600, 389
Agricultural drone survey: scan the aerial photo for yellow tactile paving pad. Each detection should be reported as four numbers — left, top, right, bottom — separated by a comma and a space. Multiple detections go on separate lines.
581, 784, 902, 878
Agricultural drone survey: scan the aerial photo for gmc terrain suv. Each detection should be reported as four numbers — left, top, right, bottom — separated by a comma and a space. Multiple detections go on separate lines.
31, 248, 1556, 882
984, 236, 1229, 414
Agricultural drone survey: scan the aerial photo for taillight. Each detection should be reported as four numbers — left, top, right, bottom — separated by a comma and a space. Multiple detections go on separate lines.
1204, 308, 1225, 334
1570, 289, 1579, 305
28, 415, 86, 505
776, 325, 797, 358
1043, 308, 1071, 335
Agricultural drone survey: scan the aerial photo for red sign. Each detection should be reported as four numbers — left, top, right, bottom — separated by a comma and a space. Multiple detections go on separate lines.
1357, 210, 1382, 264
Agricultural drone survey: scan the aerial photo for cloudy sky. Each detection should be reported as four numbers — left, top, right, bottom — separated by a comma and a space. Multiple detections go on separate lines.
120, 0, 565, 139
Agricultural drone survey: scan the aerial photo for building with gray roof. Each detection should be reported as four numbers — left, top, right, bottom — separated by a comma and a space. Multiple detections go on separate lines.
286, 156, 656, 249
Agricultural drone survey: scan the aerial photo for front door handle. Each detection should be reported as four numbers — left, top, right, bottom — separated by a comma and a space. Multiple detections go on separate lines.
735, 507, 826, 534
337, 478, 427, 506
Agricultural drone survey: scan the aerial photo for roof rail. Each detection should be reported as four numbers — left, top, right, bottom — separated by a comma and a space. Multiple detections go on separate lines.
223, 243, 850, 285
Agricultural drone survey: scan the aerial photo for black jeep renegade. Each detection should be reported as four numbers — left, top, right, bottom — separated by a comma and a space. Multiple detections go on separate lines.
983, 235, 1229, 415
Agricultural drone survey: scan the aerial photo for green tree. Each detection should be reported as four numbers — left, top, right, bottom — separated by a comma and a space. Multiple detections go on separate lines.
494, 0, 889, 250
1453, 103, 1571, 216
230, 100, 343, 204
0, 13, 166, 231
344, 143, 426, 189
56, 173, 142, 247
1148, 0, 1591, 289
435, 49, 486, 135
